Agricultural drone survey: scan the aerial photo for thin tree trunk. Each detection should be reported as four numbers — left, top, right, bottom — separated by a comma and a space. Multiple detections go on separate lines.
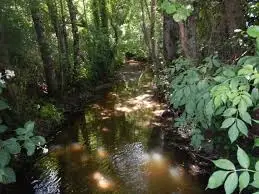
29, 0, 58, 96
150, 0, 157, 64
178, 22, 190, 58
82, 0, 88, 27
66, 0, 80, 76
140, 0, 151, 59
46, 0, 65, 92
59, 0, 70, 79
92, 0, 100, 29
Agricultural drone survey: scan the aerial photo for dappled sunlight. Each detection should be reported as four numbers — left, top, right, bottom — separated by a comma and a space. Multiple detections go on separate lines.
92, 172, 114, 190
169, 166, 185, 181
97, 147, 109, 158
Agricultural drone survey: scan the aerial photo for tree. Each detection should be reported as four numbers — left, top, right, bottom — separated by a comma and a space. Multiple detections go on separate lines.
66, 0, 80, 77
29, 0, 58, 96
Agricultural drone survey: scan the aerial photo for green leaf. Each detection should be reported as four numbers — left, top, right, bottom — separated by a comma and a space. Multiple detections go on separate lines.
247, 26, 259, 38
252, 88, 259, 103
223, 69, 236, 78
240, 112, 252, 125
230, 78, 239, 90
15, 128, 27, 135
0, 125, 7, 133
185, 100, 196, 115
236, 119, 248, 136
0, 150, 10, 167
207, 171, 230, 189
24, 140, 36, 156
228, 124, 239, 143
31, 136, 46, 146
239, 171, 250, 193
255, 161, 259, 171
184, 86, 191, 97
3, 138, 21, 154
233, 96, 241, 106
238, 99, 247, 115
254, 138, 259, 148
254, 172, 259, 181
251, 180, 259, 188
214, 96, 222, 108
242, 95, 253, 107
223, 108, 237, 117
0, 100, 9, 111
2, 167, 16, 184
213, 159, 236, 170
224, 172, 238, 194
24, 121, 35, 133
221, 118, 236, 129
237, 146, 250, 168
191, 133, 204, 149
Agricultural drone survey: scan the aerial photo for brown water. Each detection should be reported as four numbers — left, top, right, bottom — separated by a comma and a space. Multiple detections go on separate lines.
9, 63, 220, 194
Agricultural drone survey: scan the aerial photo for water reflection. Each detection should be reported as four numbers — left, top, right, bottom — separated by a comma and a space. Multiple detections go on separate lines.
19, 64, 210, 194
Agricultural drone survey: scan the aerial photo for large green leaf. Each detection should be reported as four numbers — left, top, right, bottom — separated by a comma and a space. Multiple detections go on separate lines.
247, 26, 259, 38
0, 150, 10, 167
240, 112, 252, 125
228, 124, 239, 143
254, 138, 259, 148
237, 146, 250, 168
24, 140, 36, 156
1, 167, 16, 184
238, 99, 247, 115
3, 138, 21, 154
31, 136, 46, 146
239, 171, 250, 193
236, 119, 248, 136
251, 88, 259, 102
207, 171, 230, 189
224, 172, 238, 194
0, 125, 7, 133
185, 100, 196, 115
24, 121, 35, 133
0, 100, 9, 111
255, 161, 259, 171
221, 118, 236, 129
223, 108, 237, 117
213, 159, 236, 170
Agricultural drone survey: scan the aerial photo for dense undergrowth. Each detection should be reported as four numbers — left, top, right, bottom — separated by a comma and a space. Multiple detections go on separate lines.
167, 26, 259, 193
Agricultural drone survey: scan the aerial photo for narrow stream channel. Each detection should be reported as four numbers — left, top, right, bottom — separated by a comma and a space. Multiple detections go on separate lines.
8, 62, 220, 194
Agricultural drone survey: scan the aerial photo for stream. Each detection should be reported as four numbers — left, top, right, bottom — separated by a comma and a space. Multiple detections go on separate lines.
6, 62, 220, 194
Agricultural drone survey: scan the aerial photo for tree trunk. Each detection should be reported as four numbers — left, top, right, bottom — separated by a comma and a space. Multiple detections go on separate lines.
66, 0, 80, 76
92, 0, 100, 28
46, 0, 66, 92
224, 0, 246, 36
163, 14, 178, 62
178, 22, 190, 58
140, 0, 151, 59
59, 0, 70, 79
30, 0, 58, 96
150, 0, 157, 64
98, 0, 109, 34
187, 15, 198, 59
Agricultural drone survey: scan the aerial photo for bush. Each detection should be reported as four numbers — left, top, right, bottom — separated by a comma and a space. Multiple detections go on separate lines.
168, 26, 259, 193
39, 103, 63, 124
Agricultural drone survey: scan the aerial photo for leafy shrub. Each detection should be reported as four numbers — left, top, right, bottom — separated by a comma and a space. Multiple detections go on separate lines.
169, 26, 259, 193
39, 103, 63, 124
0, 71, 46, 184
